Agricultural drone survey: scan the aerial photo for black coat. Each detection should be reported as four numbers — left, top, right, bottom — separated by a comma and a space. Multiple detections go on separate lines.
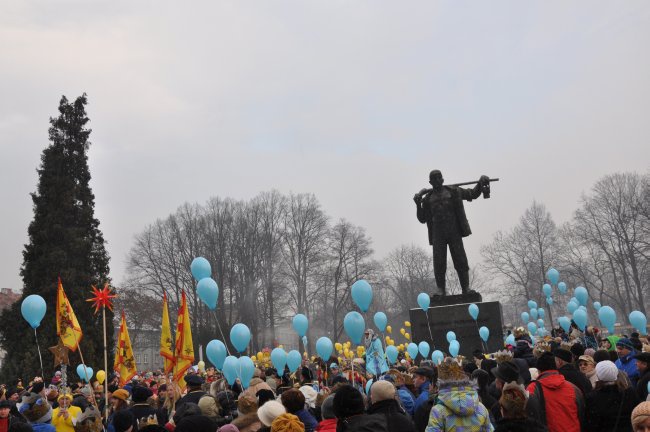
175, 390, 206, 410
129, 403, 165, 429
336, 413, 389, 432
585, 384, 639, 432
367, 399, 416, 432
559, 364, 592, 396
413, 394, 434, 432
494, 417, 546, 432
636, 369, 650, 402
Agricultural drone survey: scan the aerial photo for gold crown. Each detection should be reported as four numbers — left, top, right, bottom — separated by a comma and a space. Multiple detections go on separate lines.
494, 349, 514, 364
513, 327, 527, 338
533, 342, 551, 358
437, 357, 466, 382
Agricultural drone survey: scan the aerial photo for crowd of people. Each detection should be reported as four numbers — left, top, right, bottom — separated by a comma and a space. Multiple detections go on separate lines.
3, 325, 650, 432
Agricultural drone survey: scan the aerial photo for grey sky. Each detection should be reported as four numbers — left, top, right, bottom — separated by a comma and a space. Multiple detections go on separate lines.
1, 1, 649, 291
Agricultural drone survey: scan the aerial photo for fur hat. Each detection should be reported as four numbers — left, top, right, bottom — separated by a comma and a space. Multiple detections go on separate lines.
74, 406, 103, 432
499, 381, 528, 419
437, 357, 469, 385
257, 400, 285, 426
17, 393, 52, 424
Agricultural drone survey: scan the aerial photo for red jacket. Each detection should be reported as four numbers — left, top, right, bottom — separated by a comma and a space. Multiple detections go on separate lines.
315, 418, 337, 432
527, 370, 584, 432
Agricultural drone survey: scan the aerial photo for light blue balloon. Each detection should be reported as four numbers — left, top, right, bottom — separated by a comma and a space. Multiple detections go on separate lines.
292, 314, 309, 337
629, 311, 647, 335
223, 356, 239, 385
479, 326, 489, 342
530, 308, 538, 320
570, 297, 578, 304
567, 301, 578, 314
527, 322, 538, 335
542, 284, 552, 298
230, 323, 251, 353
574, 287, 588, 306
558, 281, 567, 294
530, 335, 536, 345
538, 308, 545, 319
344, 311, 366, 344
446, 331, 456, 343
286, 350, 302, 372
537, 318, 545, 328
206, 340, 227, 370
558, 316, 571, 333
527, 300, 537, 310
546, 297, 553, 306
302, 336, 308, 347
546, 268, 560, 285
407, 342, 419, 359
76, 364, 93, 382
365, 379, 374, 395
647, 381, 650, 395
237, 356, 255, 389
521, 312, 529, 323
449, 340, 460, 357
21, 295, 46, 329
417, 293, 430, 311
316, 337, 333, 360
432, 350, 444, 365
386, 345, 398, 364
196, 278, 219, 310
598, 306, 617, 333
418, 341, 430, 358
190, 257, 211, 281
271, 348, 287, 371
351, 280, 373, 312
593, 301, 602, 311
573, 308, 587, 331
505, 334, 515, 346
373, 312, 387, 332
468, 304, 479, 321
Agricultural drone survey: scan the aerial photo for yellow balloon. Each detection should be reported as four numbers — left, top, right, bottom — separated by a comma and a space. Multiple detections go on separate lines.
400, 328, 406, 335
405, 321, 411, 327
335, 343, 342, 351
405, 333, 411, 340
385, 336, 390, 343
96, 370, 106, 385
386, 325, 392, 334
405, 352, 411, 359
388, 339, 395, 346
251, 355, 257, 362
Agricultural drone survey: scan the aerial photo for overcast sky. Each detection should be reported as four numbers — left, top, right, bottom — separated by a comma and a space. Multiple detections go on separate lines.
1, 1, 649, 291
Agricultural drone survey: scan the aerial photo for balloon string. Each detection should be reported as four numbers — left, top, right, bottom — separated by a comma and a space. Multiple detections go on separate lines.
212, 310, 231, 356
34, 328, 44, 379
475, 321, 487, 353
425, 309, 435, 349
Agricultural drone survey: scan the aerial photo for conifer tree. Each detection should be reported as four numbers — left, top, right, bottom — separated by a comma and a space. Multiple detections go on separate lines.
0, 94, 112, 382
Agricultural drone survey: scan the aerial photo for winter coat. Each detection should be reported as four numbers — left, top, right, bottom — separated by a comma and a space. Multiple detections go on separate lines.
397, 386, 416, 416
616, 352, 640, 387
527, 371, 584, 432
335, 413, 388, 432
367, 399, 417, 432
296, 408, 318, 432
316, 418, 337, 432
414, 391, 437, 432
558, 364, 592, 396
414, 381, 431, 412
51, 405, 82, 432
30, 423, 56, 432
585, 384, 638, 432
637, 369, 650, 401
489, 391, 546, 430
513, 341, 535, 367
425, 385, 494, 432
175, 390, 206, 410
493, 417, 546, 432
129, 403, 164, 428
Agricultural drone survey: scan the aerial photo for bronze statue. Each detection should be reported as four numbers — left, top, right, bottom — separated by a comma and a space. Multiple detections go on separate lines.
413, 170, 496, 295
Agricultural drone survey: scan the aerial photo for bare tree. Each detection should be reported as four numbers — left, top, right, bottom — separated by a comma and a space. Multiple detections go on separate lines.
383, 245, 434, 316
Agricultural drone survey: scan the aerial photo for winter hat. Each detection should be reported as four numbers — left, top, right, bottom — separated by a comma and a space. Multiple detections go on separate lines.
491, 361, 520, 384
257, 400, 286, 426
18, 394, 52, 424
271, 413, 304, 432
584, 348, 596, 358
333, 385, 364, 419
570, 343, 585, 359
413, 367, 435, 381
617, 338, 635, 351
632, 402, 650, 428
536, 352, 557, 372
596, 360, 618, 382
237, 393, 257, 415
298, 385, 317, 409
593, 350, 611, 363
112, 389, 129, 401
217, 425, 240, 432
499, 381, 528, 419
175, 415, 217, 432
256, 389, 276, 407
198, 395, 221, 418
132, 386, 153, 402
370, 380, 395, 403
552, 348, 573, 364
113, 410, 135, 432
0, 400, 12, 409
31, 382, 44, 394
320, 395, 335, 420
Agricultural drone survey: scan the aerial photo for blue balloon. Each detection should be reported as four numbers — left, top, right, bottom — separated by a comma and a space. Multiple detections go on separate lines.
76, 364, 93, 382
206, 340, 227, 370
521, 312, 529, 323
316, 337, 333, 360
351, 280, 373, 312
479, 326, 489, 342
446, 331, 456, 343
599, 306, 617, 333
527, 322, 537, 335
365, 379, 374, 395
222, 356, 239, 385
546, 268, 560, 285
546, 297, 553, 306
292, 314, 309, 337
407, 343, 419, 359
432, 350, 444, 365
629, 311, 647, 335
570, 297, 578, 304
190, 257, 211, 281
573, 308, 587, 331
271, 348, 287, 371
373, 312, 387, 332
558, 281, 567, 294
527, 300, 537, 310
542, 284, 552, 298
230, 323, 251, 353
505, 334, 515, 346
286, 350, 302, 372
418, 341, 430, 358
558, 316, 571, 333
574, 287, 588, 306
386, 345, 398, 364
196, 278, 219, 310
537, 318, 545, 328
449, 340, 460, 357
593, 301, 602, 311
21, 295, 46, 329
537, 308, 545, 319
567, 301, 578, 314
530, 308, 538, 320
238, 356, 255, 389
417, 293, 430, 311
468, 304, 479, 321
344, 311, 366, 344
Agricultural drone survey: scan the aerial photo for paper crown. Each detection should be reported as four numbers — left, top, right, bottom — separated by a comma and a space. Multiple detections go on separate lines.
533, 342, 551, 358
494, 349, 514, 364
513, 327, 527, 338
74, 406, 103, 432
437, 357, 467, 382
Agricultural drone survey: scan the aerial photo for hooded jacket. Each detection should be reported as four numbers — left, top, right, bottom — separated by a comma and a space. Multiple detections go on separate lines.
526, 371, 584, 432
615, 351, 640, 386
425, 385, 494, 432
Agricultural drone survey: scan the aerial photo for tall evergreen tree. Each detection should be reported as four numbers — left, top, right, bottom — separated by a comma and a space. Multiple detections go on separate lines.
0, 94, 112, 382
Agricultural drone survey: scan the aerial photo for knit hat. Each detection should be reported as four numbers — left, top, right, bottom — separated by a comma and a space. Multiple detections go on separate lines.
570, 343, 585, 359
333, 385, 364, 419
256, 389, 275, 407
31, 382, 44, 394
617, 338, 635, 351
257, 400, 285, 426
321, 395, 335, 420
298, 385, 317, 409
370, 380, 395, 403
595, 360, 618, 382
536, 352, 557, 372
584, 348, 596, 358
132, 385, 153, 402
631, 402, 650, 428
553, 348, 573, 364
271, 413, 304, 432
112, 389, 130, 401
113, 410, 135, 432
0, 400, 12, 409
198, 395, 221, 418
217, 425, 240, 432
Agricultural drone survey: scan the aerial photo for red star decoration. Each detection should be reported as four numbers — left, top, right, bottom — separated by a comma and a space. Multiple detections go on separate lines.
86, 283, 117, 314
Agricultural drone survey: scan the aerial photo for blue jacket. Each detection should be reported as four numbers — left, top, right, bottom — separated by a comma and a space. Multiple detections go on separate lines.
398, 385, 416, 416
30, 423, 56, 432
296, 408, 318, 432
414, 381, 431, 412
616, 352, 640, 386
365, 338, 389, 376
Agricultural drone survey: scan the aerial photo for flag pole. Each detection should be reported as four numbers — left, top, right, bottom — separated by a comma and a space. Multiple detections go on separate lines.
103, 306, 109, 420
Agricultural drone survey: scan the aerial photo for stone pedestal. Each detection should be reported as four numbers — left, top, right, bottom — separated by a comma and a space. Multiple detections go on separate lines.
409, 294, 504, 358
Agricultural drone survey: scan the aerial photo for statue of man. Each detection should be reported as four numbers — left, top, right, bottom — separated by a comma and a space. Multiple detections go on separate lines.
413, 170, 490, 295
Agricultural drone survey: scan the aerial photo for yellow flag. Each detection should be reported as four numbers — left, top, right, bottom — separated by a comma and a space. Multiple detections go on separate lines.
160, 292, 175, 375
114, 311, 137, 386
56, 278, 83, 351
173, 291, 194, 390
